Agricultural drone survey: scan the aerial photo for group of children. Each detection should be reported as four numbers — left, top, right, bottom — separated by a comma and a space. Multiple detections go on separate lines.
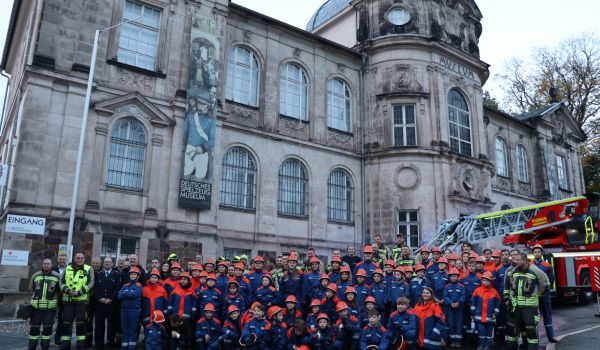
120, 245, 510, 350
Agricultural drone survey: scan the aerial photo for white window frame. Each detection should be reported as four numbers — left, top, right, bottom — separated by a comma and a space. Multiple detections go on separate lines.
277, 159, 309, 217
219, 147, 257, 210
280, 63, 309, 120
117, 0, 162, 70
517, 144, 529, 183
101, 236, 139, 261
392, 104, 417, 147
226, 46, 260, 107
223, 248, 251, 261
448, 89, 472, 156
327, 168, 354, 224
397, 210, 419, 248
106, 118, 147, 191
327, 78, 352, 132
556, 154, 569, 189
495, 137, 509, 177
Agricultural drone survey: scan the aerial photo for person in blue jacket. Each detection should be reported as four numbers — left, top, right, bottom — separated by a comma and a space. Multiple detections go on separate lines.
195, 303, 222, 350
215, 261, 230, 294
145, 310, 166, 350
444, 268, 466, 348
255, 274, 281, 308
353, 246, 379, 285
360, 309, 391, 350
303, 257, 322, 306
240, 304, 269, 350
220, 305, 242, 350
335, 301, 360, 349
409, 264, 431, 307
311, 313, 342, 350
386, 296, 417, 350
118, 266, 143, 350
370, 269, 388, 321
470, 272, 500, 350
196, 274, 222, 318
430, 257, 449, 301
265, 306, 288, 350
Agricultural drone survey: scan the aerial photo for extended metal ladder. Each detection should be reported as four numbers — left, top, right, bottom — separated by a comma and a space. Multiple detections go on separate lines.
417, 196, 587, 252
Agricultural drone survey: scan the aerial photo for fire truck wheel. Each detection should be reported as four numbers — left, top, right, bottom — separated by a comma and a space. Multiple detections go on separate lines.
580, 271, 596, 305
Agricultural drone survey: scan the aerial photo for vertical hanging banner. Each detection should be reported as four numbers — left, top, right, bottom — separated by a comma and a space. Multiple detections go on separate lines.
179, 15, 221, 209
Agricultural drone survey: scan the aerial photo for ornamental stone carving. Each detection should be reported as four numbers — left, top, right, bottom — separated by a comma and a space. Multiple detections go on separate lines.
394, 164, 421, 190
117, 68, 153, 91
228, 104, 259, 128
450, 163, 491, 201
380, 64, 423, 93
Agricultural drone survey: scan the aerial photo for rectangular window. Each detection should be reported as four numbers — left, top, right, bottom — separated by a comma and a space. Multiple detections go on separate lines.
117, 1, 161, 70
397, 210, 419, 248
101, 236, 139, 261
556, 154, 569, 189
223, 248, 251, 262
393, 105, 417, 147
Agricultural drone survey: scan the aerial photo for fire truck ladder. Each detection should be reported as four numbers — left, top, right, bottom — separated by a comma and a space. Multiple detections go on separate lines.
420, 196, 587, 251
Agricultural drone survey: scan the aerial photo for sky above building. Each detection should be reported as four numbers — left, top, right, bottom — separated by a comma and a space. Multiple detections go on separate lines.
1, 0, 599, 115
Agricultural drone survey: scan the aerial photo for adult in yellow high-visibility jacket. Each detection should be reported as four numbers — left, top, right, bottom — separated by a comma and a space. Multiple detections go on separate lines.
29, 258, 61, 350
59, 252, 94, 350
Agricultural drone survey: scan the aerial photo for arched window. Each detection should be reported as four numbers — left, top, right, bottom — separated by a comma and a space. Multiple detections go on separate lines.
448, 89, 471, 156
278, 159, 308, 217
327, 78, 351, 132
106, 118, 146, 190
219, 147, 257, 210
327, 169, 354, 224
495, 137, 509, 177
226, 46, 259, 107
280, 63, 309, 120
517, 144, 529, 183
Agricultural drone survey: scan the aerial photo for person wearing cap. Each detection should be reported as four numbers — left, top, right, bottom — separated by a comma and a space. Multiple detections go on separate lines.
430, 257, 449, 301
265, 306, 287, 350
320, 283, 342, 323
306, 299, 322, 331
409, 264, 431, 308
353, 269, 372, 308
425, 247, 443, 281
369, 269, 388, 321
382, 259, 397, 287
167, 253, 179, 265
145, 310, 166, 350
397, 245, 415, 267
304, 256, 323, 305
387, 267, 410, 315
360, 296, 379, 328
444, 268, 466, 348
215, 260, 230, 294
460, 259, 481, 343
240, 304, 269, 350
312, 273, 329, 302
247, 256, 268, 296
279, 253, 305, 309
492, 250, 502, 268
118, 266, 143, 350
494, 249, 511, 344
282, 295, 303, 329
254, 274, 280, 308
221, 305, 242, 350
221, 278, 245, 321
203, 259, 216, 274
190, 263, 203, 290
342, 245, 362, 272
167, 272, 198, 330
232, 263, 252, 308
353, 245, 379, 285
403, 265, 414, 283
164, 262, 182, 295
343, 287, 361, 320
335, 301, 360, 348
413, 286, 446, 350
387, 296, 417, 350
474, 256, 486, 275
531, 244, 557, 343
310, 313, 341, 349
359, 309, 390, 350
195, 303, 222, 350
93, 257, 121, 350
471, 272, 500, 350
197, 273, 222, 318
335, 265, 353, 298
328, 256, 343, 283
142, 269, 168, 326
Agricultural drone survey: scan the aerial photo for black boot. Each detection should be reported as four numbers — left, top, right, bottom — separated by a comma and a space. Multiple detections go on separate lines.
40, 340, 50, 350
28, 340, 38, 350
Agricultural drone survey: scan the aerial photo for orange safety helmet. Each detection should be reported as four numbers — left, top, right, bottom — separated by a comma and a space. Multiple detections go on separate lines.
431, 246, 442, 253
285, 295, 298, 304
170, 262, 182, 270
365, 296, 376, 304
385, 259, 397, 268
199, 271, 208, 278
340, 266, 351, 274
288, 253, 298, 262
180, 272, 191, 279
355, 269, 368, 277
394, 266, 405, 274
227, 305, 240, 314
404, 266, 414, 273
267, 306, 283, 319
326, 283, 338, 293
531, 244, 544, 252
254, 256, 264, 263
319, 273, 330, 281
316, 313, 329, 322
331, 256, 342, 264
437, 257, 448, 264
448, 268, 460, 276
345, 286, 356, 294
492, 249, 502, 258
309, 256, 321, 265
373, 269, 384, 276
203, 303, 216, 312
335, 301, 349, 313
414, 264, 426, 272
363, 245, 374, 254
149, 268, 161, 278
310, 299, 321, 307
191, 263, 203, 271
482, 272, 494, 281
207, 273, 217, 281
234, 262, 245, 270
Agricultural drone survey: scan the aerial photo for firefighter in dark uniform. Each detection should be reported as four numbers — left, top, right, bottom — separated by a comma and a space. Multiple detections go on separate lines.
59, 252, 95, 350
29, 258, 61, 350
504, 252, 547, 350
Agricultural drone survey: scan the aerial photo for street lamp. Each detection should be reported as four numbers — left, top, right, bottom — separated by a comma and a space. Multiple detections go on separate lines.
65, 17, 141, 262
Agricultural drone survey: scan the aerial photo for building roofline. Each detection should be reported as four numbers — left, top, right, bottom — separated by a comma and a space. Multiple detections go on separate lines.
483, 104, 534, 129
1, 0, 22, 72
229, 2, 361, 59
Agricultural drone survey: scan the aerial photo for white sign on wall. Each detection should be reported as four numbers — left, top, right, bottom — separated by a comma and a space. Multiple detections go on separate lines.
1, 249, 29, 266
0, 163, 8, 186
5, 214, 46, 235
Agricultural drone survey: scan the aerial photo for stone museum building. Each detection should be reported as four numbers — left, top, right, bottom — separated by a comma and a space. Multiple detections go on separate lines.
0, 0, 586, 314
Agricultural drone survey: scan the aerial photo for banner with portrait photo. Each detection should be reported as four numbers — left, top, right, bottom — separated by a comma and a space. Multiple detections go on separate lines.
179, 14, 221, 209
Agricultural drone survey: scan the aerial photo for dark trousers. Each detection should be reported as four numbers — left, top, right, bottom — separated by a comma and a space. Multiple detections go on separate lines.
539, 292, 554, 338
506, 306, 539, 350
55, 300, 64, 345
495, 302, 508, 342
94, 301, 117, 348
120, 309, 140, 350
444, 306, 463, 344
477, 322, 494, 348
29, 308, 56, 350
61, 302, 88, 350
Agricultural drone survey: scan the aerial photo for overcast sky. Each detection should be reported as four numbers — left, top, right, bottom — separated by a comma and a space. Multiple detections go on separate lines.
1, 0, 599, 114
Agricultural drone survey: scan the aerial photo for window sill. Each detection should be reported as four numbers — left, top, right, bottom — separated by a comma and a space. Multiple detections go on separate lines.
219, 205, 256, 213
277, 213, 309, 220
327, 127, 353, 136
107, 59, 166, 78
327, 220, 355, 227
518, 180, 530, 185
496, 174, 511, 180
104, 185, 145, 196
226, 99, 260, 110
391, 145, 418, 149
280, 114, 309, 123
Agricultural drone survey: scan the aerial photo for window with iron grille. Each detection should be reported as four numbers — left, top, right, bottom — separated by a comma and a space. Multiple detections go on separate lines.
495, 137, 509, 177
327, 168, 354, 224
226, 46, 260, 107
117, 1, 161, 70
280, 63, 309, 120
327, 78, 351, 132
517, 144, 529, 183
220, 147, 257, 210
448, 89, 471, 156
101, 236, 139, 261
106, 118, 146, 190
397, 210, 419, 248
556, 154, 569, 189
223, 248, 251, 262
392, 105, 417, 147
278, 159, 308, 217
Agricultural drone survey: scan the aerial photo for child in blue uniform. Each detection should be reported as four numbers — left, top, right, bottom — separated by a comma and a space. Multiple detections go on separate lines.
118, 266, 143, 350
444, 268, 466, 348
195, 303, 221, 350
360, 309, 391, 350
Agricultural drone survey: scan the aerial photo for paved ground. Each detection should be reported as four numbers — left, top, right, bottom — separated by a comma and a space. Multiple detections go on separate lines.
1, 301, 598, 349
